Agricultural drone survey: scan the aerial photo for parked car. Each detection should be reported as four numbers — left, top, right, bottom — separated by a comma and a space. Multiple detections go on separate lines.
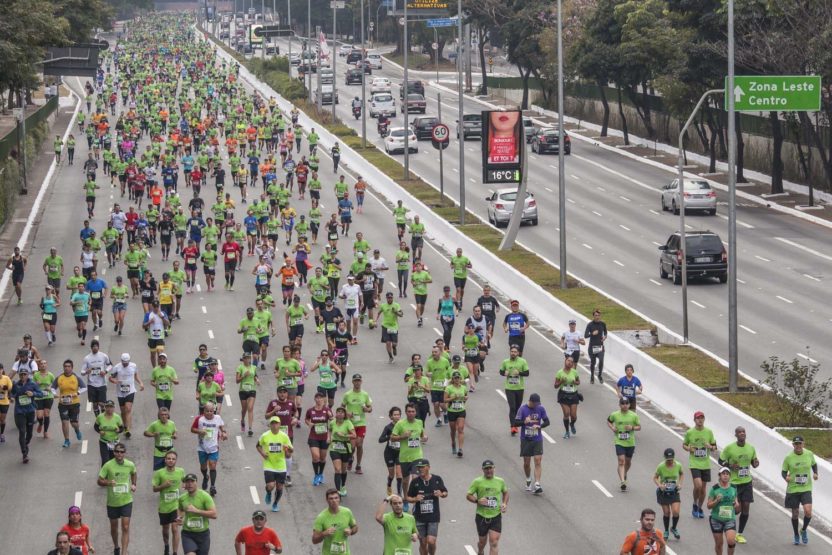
456, 113, 482, 140
401, 93, 427, 114
486, 188, 538, 227
399, 80, 425, 99
345, 68, 364, 85
370, 77, 392, 94
385, 127, 419, 154
531, 127, 570, 154
410, 116, 440, 140
660, 179, 717, 215
367, 53, 383, 69
369, 92, 396, 118
522, 117, 536, 142
658, 230, 727, 284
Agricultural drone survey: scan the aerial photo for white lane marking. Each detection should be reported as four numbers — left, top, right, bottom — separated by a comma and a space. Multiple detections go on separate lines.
452, 167, 458, 172
691, 300, 706, 309
469, 178, 476, 183
566, 198, 576, 204
410, 304, 417, 310
101, 267, 106, 276
570, 174, 580, 180
388, 282, 397, 289
619, 224, 631, 231
74, 491, 83, 508
307, 303, 314, 310
591, 210, 602, 217
196, 284, 202, 292
613, 260, 625, 267
249, 485, 260, 505
739, 325, 757, 334
236, 435, 245, 450
755, 255, 771, 262
495, 389, 507, 401
649, 209, 660, 215
597, 186, 606, 192
592, 480, 614, 498
86, 401, 92, 412
776, 295, 793, 304
649, 279, 663, 286
737, 278, 746, 284
217, 359, 223, 371
652, 241, 663, 246
573, 153, 658, 193
542, 431, 556, 444
208, 329, 215, 339
548, 164, 557, 170
582, 243, 593, 250
796, 353, 819, 364
775, 236, 832, 263
803, 273, 820, 282
464, 546, 478, 555
225, 394, 232, 407
201, 306, 207, 313
619, 195, 631, 202
81, 440, 88, 455
544, 187, 553, 193
432, 327, 442, 337
716, 213, 754, 228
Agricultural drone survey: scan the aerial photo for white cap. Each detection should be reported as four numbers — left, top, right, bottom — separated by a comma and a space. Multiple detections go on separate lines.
121, 353, 131, 362
158, 352, 168, 359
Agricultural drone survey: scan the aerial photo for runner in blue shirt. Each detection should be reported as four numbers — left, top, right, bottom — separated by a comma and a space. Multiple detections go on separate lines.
11, 367, 44, 463
502, 300, 529, 355
85, 272, 108, 332
514, 393, 550, 494
338, 194, 353, 236
616, 363, 643, 410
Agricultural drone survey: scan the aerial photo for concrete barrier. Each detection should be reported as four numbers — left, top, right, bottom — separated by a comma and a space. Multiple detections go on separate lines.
211, 37, 832, 522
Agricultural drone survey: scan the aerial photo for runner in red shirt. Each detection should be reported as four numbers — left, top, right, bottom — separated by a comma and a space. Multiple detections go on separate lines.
234, 511, 282, 554
125, 206, 140, 243
182, 241, 200, 293
305, 391, 334, 485
60, 506, 93, 555
221, 233, 242, 290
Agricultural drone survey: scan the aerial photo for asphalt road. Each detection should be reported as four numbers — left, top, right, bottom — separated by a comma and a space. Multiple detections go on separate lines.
1, 30, 830, 555
259, 33, 832, 385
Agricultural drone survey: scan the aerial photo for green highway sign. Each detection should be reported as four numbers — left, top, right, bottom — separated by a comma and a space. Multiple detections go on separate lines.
726, 75, 821, 111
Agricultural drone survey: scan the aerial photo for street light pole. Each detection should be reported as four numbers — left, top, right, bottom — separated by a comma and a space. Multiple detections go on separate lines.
308, 0, 313, 102
287, 0, 292, 64
457, 0, 465, 224
360, 0, 367, 147
557, 0, 566, 288
727, 0, 738, 392
332, 3, 337, 122
403, 3, 410, 180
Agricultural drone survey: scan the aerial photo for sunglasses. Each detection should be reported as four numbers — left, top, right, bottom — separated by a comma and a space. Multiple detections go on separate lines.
114, 450, 126, 454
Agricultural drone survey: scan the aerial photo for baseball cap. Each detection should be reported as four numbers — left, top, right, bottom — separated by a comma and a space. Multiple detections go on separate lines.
529, 393, 541, 403
568, 319, 576, 325
17, 367, 30, 374
718, 466, 731, 475
414, 459, 430, 467
481, 460, 495, 469
252, 510, 266, 519
277, 385, 288, 392
694, 411, 705, 419
792, 436, 805, 444
451, 371, 461, 378
105, 400, 115, 407
269, 416, 281, 424
184, 473, 199, 482
121, 353, 131, 362
352, 373, 362, 381
510, 299, 519, 305
664, 448, 675, 459
347, 274, 355, 280
386, 291, 393, 297
451, 354, 461, 363
618, 397, 630, 405
158, 352, 168, 359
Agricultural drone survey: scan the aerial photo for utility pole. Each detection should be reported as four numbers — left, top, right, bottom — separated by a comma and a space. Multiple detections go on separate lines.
403, 3, 410, 179
287, 0, 292, 65
308, 0, 313, 102
557, 0, 566, 288
332, 2, 337, 122
457, 0, 465, 224
727, 0, 738, 392
360, 0, 367, 147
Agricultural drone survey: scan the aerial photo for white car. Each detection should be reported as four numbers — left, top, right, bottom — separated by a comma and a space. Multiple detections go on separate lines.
369, 92, 396, 118
289, 52, 301, 65
339, 44, 353, 57
486, 188, 539, 227
385, 128, 418, 154
367, 53, 383, 69
370, 77, 392, 94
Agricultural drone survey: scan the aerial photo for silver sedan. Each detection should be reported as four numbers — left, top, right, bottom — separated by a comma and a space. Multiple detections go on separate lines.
486, 188, 539, 227
660, 179, 717, 215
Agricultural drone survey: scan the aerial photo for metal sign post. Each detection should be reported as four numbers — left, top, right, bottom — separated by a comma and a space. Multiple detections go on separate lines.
316, 25, 323, 111
499, 138, 528, 251
436, 94, 445, 202
457, 0, 465, 224
360, 0, 367, 148
403, 3, 410, 180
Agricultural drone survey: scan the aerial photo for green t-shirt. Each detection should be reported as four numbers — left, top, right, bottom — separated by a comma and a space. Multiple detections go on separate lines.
467, 475, 508, 519
44, 255, 63, 279
313, 507, 356, 555
102, 227, 119, 247
67, 275, 86, 291
409, 222, 425, 238
145, 419, 177, 458
683, 426, 716, 470
608, 410, 640, 447
96, 412, 124, 444
317, 362, 338, 390
198, 381, 222, 405
329, 419, 355, 454
258, 430, 293, 472
406, 375, 430, 400
462, 333, 480, 358
308, 276, 329, 302
111, 284, 129, 301
178, 489, 215, 532
655, 460, 683, 493
152, 466, 185, 514
239, 317, 262, 342
151, 365, 178, 400
378, 302, 402, 331
782, 449, 816, 494
708, 484, 737, 522
445, 383, 468, 412
411, 271, 431, 296
201, 250, 217, 268
393, 206, 408, 224
353, 239, 370, 255
286, 305, 307, 327
395, 250, 409, 271
720, 442, 757, 485
203, 225, 220, 245
275, 358, 302, 389
555, 368, 579, 394
342, 390, 372, 427
450, 255, 470, 279
255, 309, 273, 337
427, 357, 451, 391
98, 458, 136, 507
500, 357, 528, 391
382, 511, 417, 555
392, 418, 424, 463
169, 269, 186, 294
124, 250, 142, 269
237, 364, 258, 392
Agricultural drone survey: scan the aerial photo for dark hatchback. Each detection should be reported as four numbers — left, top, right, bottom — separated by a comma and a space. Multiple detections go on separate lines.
659, 231, 727, 284
531, 127, 571, 154
345, 68, 364, 85
410, 116, 440, 140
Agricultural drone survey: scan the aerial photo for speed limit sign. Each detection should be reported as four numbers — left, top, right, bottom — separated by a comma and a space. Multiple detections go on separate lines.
432, 42, 439, 50
431, 123, 450, 150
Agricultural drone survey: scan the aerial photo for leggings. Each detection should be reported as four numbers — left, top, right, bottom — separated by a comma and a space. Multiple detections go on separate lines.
397, 269, 409, 294
440, 317, 455, 346
15, 412, 35, 457
99, 440, 115, 466
505, 389, 524, 427
328, 277, 340, 299
589, 349, 605, 377
296, 259, 308, 283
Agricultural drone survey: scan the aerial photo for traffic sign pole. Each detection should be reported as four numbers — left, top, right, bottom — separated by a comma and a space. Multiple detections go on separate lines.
727, 1, 738, 393
438, 93, 444, 203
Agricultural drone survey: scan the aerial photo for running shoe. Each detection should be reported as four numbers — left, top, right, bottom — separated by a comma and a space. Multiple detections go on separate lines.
271, 502, 280, 512
525, 480, 533, 492
663, 530, 669, 541
570, 423, 577, 435
801, 529, 809, 544
63, 439, 71, 448
563, 431, 570, 439
265, 490, 272, 504
75, 429, 83, 441
735, 534, 746, 544
435, 419, 442, 428
620, 481, 627, 492
793, 534, 800, 546
533, 484, 543, 495
209, 486, 217, 497
670, 528, 679, 540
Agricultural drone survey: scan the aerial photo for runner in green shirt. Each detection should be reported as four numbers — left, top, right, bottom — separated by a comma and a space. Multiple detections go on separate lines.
466, 460, 509, 553
43, 250, 64, 291
257, 417, 294, 511
97, 445, 137, 554
274, 346, 303, 395
607, 397, 641, 492
781, 436, 818, 545
94, 401, 124, 465
151, 451, 185, 541
341, 375, 372, 473
444, 372, 468, 457
393, 200, 409, 240
312, 489, 357, 555
450, 248, 472, 309
718, 426, 759, 544
200, 244, 217, 291
329, 407, 357, 495
410, 262, 432, 327
683, 411, 717, 518
150, 354, 179, 408
237, 353, 261, 437
308, 268, 330, 332
391, 404, 426, 497
143, 406, 177, 469
707, 467, 739, 551
499, 347, 529, 435
178, 474, 217, 540
426, 347, 451, 427
378, 292, 403, 362
375, 496, 418, 555
654, 448, 684, 540
196, 372, 223, 409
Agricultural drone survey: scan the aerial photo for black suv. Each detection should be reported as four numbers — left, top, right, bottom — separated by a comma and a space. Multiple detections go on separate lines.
345, 68, 364, 85
346, 50, 363, 64
399, 80, 425, 99
658, 231, 727, 284
410, 116, 440, 140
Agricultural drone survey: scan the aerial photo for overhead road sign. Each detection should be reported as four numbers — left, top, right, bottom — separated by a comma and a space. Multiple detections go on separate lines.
726, 75, 821, 112
426, 18, 455, 28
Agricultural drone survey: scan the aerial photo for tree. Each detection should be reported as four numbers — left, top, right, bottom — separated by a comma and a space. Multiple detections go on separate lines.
762, 354, 831, 427
460, 0, 512, 96
503, 0, 551, 109
53, 0, 115, 43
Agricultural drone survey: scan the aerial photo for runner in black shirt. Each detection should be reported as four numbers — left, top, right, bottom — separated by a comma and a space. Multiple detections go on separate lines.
476, 284, 500, 347
406, 459, 448, 554
320, 298, 344, 346
331, 320, 352, 387
158, 217, 174, 261
584, 308, 608, 384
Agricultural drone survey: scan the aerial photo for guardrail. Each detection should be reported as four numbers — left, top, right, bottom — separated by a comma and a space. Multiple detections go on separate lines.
210, 34, 832, 524
0, 95, 59, 161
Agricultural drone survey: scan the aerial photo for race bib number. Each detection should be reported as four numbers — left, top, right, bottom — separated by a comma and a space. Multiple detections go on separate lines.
202, 428, 216, 440
158, 383, 170, 391
186, 257, 196, 265
314, 423, 327, 435
432, 379, 445, 388
186, 517, 204, 529
330, 542, 347, 554
484, 496, 499, 508
163, 491, 179, 502
91, 291, 102, 299
0, 392, 5, 400
241, 383, 254, 392
351, 413, 361, 423
291, 317, 302, 326
282, 378, 294, 387
18, 396, 31, 406
737, 467, 750, 478
524, 426, 539, 438
506, 376, 520, 385
450, 401, 464, 411
151, 329, 163, 339
663, 481, 677, 492
346, 298, 357, 308
419, 499, 434, 514
617, 432, 630, 441
156, 434, 173, 448
61, 395, 73, 404
321, 375, 333, 385
694, 448, 707, 458
268, 443, 283, 453
718, 505, 733, 519
389, 440, 400, 450
112, 484, 128, 494
592, 346, 603, 355
561, 385, 576, 393
331, 441, 345, 452
119, 384, 131, 394
622, 386, 634, 396
226, 252, 236, 260
794, 474, 808, 485
407, 438, 421, 448
326, 323, 336, 331
42, 314, 52, 320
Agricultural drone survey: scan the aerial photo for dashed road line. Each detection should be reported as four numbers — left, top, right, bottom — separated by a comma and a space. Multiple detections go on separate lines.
755, 255, 771, 263
649, 279, 663, 286
776, 295, 793, 304
249, 485, 260, 504
691, 300, 706, 309
81, 440, 88, 455
201, 306, 207, 313
74, 491, 83, 508
236, 435, 245, 450
739, 325, 757, 334
495, 389, 507, 401
613, 260, 624, 267
619, 195, 631, 202
803, 274, 820, 282
592, 480, 614, 498
208, 329, 215, 339
582, 243, 593, 250
775, 236, 832, 262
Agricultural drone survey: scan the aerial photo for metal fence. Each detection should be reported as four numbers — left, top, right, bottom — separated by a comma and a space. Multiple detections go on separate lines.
0, 96, 59, 161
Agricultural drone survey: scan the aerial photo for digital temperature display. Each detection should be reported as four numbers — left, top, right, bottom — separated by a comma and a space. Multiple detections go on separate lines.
485, 168, 521, 184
